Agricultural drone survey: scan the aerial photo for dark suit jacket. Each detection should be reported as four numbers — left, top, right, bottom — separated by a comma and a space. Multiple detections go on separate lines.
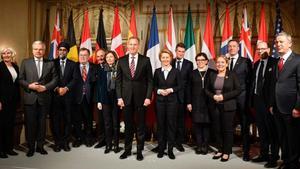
205, 71, 241, 112
19, 58, 58, 105
275, 52, 300, 114
250, 57, 278, 108
53, 58, 80, 102
171, 58, 193, 103
187, 68, 216, 123
0, 61, 20, 105
116, 54, 153, 106
232, 56, 252, 91
74, 63, 97, 104
153, 67, 182, 103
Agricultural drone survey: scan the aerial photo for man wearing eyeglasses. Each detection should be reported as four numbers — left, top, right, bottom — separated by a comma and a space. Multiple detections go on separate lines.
250, 41, 279, 168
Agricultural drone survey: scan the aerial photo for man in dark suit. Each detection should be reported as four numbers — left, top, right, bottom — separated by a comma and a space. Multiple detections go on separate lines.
19, 41, 58, 157
171, 43, 193, 152
72, 48, 97, 148
250, 42, 279, 168
273, 32, 300, 169
52, 42, 80, 152
227, 39, 252, 161
116, 37, 153, 161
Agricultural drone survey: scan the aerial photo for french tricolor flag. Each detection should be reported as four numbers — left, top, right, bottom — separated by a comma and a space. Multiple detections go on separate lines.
220, 5, 232, 55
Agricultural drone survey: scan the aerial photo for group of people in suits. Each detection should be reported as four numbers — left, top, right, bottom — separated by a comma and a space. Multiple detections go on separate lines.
0, 32, 300, 168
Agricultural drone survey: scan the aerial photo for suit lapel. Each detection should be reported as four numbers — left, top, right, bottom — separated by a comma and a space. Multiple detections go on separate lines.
64, 59, 71, 77
281, 53, 294, 73
30, 58, 39, 79
233, 57, 242, 71
123, 55, 132, 79
134, 54, 143, 78
40, 59, 47, 79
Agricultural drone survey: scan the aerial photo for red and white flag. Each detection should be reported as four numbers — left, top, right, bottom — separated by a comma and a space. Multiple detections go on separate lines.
254, 3, 267, 63
49, 10, 61, 59
239, 6, 253, 61
165, 6, 176, 57
111, 6, 124, 58
201, 3, 215, 59
80, 9, 92, 56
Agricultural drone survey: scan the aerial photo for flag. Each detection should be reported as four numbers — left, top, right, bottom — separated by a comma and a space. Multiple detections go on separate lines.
254, 3, 268, 63
80, 9, 92, 56
111, 6, 124, 58
49, 10, 61, 60
184, 5, 196, 68
128, 5, 138, 39
146, 7, 161, 73
66, 10, 78, 62
165, 5, 177, 57
239, 6, 253, 61
271, 0, 283, 58
220, 5, 232, 55
201, 3, 216, 60
89, 8, 108, 64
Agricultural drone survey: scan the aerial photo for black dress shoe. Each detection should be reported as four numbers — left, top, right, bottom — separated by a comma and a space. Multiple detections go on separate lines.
6, 150, 18, 156
168, 150, 175, 160
157, 151, 164, 158
201, 144, 208, 155
63, 144, 71, 152
85, 140, 94, 147
119, 151, 131, 159
94, 141, 106, 149
195, 147, 202, 155
264, 161, 278, 168
221, 154, 230, 162
72, 140, 82, 148
252, 155, 268, 162
53, 145, 61, 152
136, 152, 144, 161
212, 153, 223, 160
26, 149, 35, 157
113, 146, 121, 153
36, 147, 48, 155
175, 144, 185, 152
151, 146, 159, 153
104, 146, 112, 154
243, 154, 250, 161
0, 152, 8, 158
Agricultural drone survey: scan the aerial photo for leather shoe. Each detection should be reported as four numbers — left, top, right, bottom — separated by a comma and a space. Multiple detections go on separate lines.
113, 146, 121, 153
175, 144, 185, 152
119, 151, 131, 159
252, 155, 268, 162
168, 150, 175, 160
53, 144, 61, 152
63, 144, 71, 152
85, 140, 94, 147
195, 147, 202, 155
136, 151, 144, 161
94, 141, 106, 149
72, 140, 82, 148
36, 147, 48, 155
0, 152, 8, 158
264, 161, 277, 168
6, 150, 18, 156
212, 152, 223, 160
243, 154, 250, 161
26, 149, 35, 157
104, 146, 112, 154
157, 151, 164, 158
201, 144, 208, 155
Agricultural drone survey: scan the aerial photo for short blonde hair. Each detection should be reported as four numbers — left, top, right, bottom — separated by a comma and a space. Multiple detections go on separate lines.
1, 47, 16, 61
159, 49, 173, 61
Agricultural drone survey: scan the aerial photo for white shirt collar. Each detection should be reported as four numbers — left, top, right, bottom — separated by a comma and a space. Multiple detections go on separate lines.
281, 49, 292, 61
176, 58, 184, 62
80, 63, 89, 68
129, 53, 138, 59
162, 66, 172, 72
198, 66, 208, 72
230, 54, 239, 60
34, 56, 43, 61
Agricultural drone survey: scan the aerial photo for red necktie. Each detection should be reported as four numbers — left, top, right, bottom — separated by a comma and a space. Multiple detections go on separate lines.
278, 57, 284, 72
130, 56, 135, 78
82, 65, 87, 81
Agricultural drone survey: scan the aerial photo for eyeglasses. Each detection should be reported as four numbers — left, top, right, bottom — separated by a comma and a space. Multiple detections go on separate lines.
196, 59, 207, 62
59, 48, 68, 51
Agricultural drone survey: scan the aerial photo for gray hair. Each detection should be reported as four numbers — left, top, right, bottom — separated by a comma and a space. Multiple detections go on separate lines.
1, 47, 16, 57
32, 40, 46, 49
276, 32, 292, 44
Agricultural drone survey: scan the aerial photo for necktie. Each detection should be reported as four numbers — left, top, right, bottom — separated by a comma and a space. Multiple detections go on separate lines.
177, 60, 181, 71
278, 57, 284, 72
230, 58, 235, 71
256, 61, 264, 95
61, 60, 65, 76
82, 65, 87, 82
130, 56, 135, 78
36, 59, 41, 78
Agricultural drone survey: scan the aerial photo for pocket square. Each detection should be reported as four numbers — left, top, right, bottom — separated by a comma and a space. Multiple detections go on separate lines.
268, 68, 272, 71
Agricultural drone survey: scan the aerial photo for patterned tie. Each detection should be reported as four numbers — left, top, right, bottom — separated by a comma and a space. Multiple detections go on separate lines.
130, 56, 135, 78
278, 57, 284, 72
82, 65, 87, 81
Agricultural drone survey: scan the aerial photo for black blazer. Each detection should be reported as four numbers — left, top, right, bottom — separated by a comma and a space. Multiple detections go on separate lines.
232, 56, 252, 91
19, 58, 58, 105
0, 61, 20, 105
171, 58, 193, 103
74, 63, 97, 104
275, 52, 300, 114
250, 57, 278, 108
153, 67, 182, 103
187, 68, 216, 123
53, 58, 80, 101
205, 71, 241, 112
116, 54, 153, 106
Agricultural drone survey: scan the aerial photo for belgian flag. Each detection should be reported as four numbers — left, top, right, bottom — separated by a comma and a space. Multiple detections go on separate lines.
66, 10, 78, 62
